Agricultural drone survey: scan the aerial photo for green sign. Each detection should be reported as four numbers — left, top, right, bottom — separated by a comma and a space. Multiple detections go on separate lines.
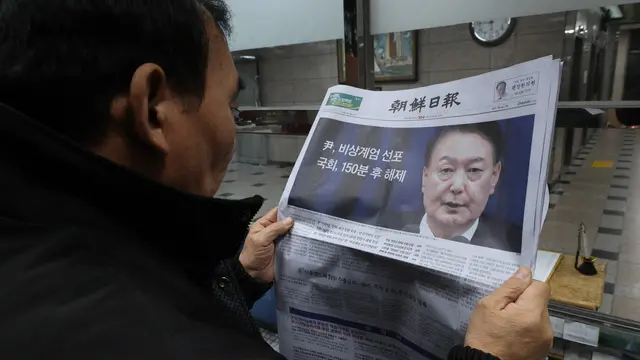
326, 93, 363, 111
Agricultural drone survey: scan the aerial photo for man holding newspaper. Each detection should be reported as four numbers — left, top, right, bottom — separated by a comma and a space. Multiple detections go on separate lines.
0, 1, 553, 359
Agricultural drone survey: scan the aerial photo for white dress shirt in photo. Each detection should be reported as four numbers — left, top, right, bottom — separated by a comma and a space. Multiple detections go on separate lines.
419, 214, 479, 242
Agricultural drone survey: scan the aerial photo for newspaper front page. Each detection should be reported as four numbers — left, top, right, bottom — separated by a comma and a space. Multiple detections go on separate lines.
275, 57, 561, 360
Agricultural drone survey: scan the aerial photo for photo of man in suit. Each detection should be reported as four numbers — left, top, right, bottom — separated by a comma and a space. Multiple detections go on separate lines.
403, 121, 522, 253
496, 81, 508, 100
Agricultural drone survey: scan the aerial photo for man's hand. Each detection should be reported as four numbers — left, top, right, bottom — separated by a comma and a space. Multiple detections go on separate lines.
465, 267, 553, 360
239, 208, 293, 283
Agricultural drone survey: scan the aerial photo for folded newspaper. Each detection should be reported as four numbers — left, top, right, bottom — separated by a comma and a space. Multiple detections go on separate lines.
275, 57, 561, 360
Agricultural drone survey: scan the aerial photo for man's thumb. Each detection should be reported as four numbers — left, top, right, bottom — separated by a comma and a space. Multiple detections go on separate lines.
484, 267, 532, 310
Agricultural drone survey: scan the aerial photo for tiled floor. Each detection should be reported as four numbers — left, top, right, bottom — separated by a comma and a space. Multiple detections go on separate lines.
217, 128, 640, 340
540, 128, 640, 319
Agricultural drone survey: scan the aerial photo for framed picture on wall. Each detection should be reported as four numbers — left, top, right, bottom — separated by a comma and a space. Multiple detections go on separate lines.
337, 30, 419, 84
373, 30, 418, 82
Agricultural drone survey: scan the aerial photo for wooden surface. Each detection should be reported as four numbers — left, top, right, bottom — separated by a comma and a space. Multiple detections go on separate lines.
548, 255, 606, 311
548, 352, 563, 360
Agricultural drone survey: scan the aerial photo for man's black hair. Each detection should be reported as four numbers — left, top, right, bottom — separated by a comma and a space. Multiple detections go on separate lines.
423, 122, 504, 167
496, 81, 507, 89
0, 0, 231, 145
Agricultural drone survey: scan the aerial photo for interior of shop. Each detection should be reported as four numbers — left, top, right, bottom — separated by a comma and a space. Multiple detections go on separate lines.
219, 1, 640, 358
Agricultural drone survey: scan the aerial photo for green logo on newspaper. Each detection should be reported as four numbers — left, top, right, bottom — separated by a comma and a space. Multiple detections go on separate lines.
326, 93, 363, 111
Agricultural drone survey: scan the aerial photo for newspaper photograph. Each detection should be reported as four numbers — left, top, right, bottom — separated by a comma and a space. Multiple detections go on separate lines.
274, 57, 561, 360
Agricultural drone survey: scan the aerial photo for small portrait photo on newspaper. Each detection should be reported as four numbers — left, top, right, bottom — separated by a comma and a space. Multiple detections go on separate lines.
287, 116, 535, 254
495, 81, 509, 101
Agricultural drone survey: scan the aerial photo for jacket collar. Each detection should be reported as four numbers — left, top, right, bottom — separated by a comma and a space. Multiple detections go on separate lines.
0, 103, 263, 281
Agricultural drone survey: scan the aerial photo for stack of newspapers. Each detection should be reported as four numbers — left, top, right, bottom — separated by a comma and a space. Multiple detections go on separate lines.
275, 57, 561, 360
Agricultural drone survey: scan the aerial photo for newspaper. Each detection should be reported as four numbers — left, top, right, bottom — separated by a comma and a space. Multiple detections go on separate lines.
274, 57, 561, 360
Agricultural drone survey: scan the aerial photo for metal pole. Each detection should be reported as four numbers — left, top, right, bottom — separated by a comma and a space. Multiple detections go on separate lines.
600, 27, 618, 102
355, 0, 374, 90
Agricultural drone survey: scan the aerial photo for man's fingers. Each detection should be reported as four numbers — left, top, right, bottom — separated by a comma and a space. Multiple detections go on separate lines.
255, 217, 294, 245
515, 281, 550, 309
483, 267, 532, 310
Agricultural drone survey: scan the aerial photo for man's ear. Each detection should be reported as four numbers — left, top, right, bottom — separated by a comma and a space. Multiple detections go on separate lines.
489, 161, 502, 195
127, 63, 171, 154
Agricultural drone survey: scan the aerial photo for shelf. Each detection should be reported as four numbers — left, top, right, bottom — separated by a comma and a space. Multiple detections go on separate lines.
549, 301, 640, 355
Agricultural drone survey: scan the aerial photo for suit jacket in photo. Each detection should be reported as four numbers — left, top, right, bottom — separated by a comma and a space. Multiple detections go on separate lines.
403, 215, 522, 253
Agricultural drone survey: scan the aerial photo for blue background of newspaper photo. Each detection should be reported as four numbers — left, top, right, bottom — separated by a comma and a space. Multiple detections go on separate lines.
287, 116, 535, 245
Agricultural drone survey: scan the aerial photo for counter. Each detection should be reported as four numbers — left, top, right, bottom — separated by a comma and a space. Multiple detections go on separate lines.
235, 126, 306, 165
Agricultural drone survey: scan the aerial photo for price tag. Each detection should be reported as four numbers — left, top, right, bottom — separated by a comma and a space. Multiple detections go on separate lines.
549, 316, 564, 338
562, 321, 599, 347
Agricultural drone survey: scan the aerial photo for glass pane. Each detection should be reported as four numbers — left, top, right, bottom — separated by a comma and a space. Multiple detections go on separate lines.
226, 0, 343, 51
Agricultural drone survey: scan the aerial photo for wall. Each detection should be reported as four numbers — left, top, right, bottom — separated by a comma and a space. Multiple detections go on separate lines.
239, 12, 569, 106
252, 41, 339, 106
381, 12, 568, 91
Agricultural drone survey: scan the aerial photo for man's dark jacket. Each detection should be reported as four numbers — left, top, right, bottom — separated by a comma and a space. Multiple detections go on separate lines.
403, 215, 523, 253
0, 103, 284, 359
